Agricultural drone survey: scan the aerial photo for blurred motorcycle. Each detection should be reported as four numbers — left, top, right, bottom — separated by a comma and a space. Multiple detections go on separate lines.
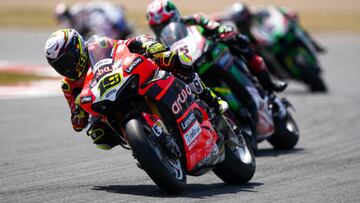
55, 1, 134, 40
159, 22, 299, 151
247, 7, 327, 92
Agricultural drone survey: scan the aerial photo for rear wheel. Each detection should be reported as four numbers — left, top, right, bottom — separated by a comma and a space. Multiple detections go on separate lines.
125, 117, 186, 194
268, 112, 299, 149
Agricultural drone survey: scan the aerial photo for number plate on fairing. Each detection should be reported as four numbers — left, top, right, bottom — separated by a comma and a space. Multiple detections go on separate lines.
91, 68, 130, 102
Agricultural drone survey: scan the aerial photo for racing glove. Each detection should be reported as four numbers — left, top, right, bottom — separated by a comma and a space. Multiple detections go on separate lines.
71, 95, 89, 132
142, 41, 169, 59
71, 106, 89, 132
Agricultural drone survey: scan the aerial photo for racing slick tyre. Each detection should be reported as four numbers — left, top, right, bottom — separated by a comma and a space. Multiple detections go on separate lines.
268, 112, 299, 149
213, 127, 256, 184
125, 117, 186, 194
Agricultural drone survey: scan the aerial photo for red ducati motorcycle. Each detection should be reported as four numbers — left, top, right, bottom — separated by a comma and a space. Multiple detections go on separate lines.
79, 36, 255, 194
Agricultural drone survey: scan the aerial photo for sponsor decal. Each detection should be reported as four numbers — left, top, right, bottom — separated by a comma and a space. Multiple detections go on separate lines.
180, 112, 196, 132
152, 121, 163, 137
171, 85, 192, 114
125, 57, 143, 73
94, 65, 113, 80
184, 121, 202, 146
80, 95, 92, 104
105, 88, 117, 99
93, 58, 113, 72
90, 79, 97, 89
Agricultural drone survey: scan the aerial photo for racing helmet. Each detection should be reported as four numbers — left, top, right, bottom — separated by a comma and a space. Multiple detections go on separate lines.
146, 0, 181, 37
45, 29, 88, 80
227, 3, 252, 31
55, 3, 72, 26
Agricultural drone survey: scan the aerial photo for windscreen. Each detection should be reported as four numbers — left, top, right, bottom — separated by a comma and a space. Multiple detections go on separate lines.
159, 22, 188, 47
87, 35, 114, 67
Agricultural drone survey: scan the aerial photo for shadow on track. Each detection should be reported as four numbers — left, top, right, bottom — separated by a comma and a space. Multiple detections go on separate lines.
255, 148, 305, 157
92, 182, 263, 198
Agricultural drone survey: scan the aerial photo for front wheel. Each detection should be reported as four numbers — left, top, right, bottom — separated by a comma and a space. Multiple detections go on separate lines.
213, 116, 256, 184
301, 64, 327, 92
268, 112, 299, 149
125, 117, 186, 194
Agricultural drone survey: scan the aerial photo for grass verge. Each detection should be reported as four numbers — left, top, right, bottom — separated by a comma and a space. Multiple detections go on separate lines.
0, 72, 49, 85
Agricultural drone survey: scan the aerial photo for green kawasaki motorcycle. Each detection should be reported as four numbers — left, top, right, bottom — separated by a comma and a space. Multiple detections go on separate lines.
160, 22, 299, 150
249, 7, 327, 92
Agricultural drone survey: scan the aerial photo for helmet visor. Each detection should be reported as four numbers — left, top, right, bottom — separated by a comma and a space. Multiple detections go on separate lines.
50, 45, 80, 79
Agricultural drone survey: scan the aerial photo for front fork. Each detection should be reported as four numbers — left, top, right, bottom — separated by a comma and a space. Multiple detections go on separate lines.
141, 111, 181, 159
270, 94, 294, 120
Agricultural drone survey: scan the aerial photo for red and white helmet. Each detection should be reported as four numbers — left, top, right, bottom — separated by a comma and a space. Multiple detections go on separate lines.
45, 29, 88, 80
146, 0, 181, 37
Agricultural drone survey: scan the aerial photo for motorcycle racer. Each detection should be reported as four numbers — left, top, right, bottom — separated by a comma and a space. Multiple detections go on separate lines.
55, 1, 133, 40
215, 2, 326, 53
146, 0, 287, 93
44, 28, 228, 150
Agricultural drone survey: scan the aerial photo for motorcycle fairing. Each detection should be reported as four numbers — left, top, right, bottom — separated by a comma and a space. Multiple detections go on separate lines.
81, 40, 222, 173
245, 86, 275, 139
176, 102, 221, 172
152, 77, 221, 171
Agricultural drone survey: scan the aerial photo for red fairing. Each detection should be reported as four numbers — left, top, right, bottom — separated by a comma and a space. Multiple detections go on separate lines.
114, 43, 162, 95
177, 102, 218, 171
79, 68, 101, 117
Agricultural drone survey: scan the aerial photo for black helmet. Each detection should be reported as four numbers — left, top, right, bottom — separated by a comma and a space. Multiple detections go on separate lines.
55, 3, 73, 26
45, 29, 88, 80
227, 3, 252, 31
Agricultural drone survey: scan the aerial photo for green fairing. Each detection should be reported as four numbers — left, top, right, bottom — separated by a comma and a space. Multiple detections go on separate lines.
212, 86, 240, 110
195, 40, 249, 113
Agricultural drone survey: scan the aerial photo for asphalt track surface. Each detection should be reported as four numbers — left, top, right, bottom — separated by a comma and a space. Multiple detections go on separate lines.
1, 31, 360, 202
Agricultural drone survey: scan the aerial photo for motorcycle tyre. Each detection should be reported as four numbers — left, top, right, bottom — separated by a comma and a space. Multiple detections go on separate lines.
268, 112, 299, 149
125, 117, 186, 194
213, 135, 256, 184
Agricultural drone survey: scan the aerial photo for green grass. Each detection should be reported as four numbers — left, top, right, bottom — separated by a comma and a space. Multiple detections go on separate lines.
301, 12, 360, 33
0, 8, 55, 28
0, 72, 48, 85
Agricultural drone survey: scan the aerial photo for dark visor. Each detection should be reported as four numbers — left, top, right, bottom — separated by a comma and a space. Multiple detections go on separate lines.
50, 46, 80, 79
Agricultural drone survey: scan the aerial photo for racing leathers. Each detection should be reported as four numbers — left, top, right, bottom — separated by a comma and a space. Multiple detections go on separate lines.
61, 34, 227, 150
182, 13, 287, 92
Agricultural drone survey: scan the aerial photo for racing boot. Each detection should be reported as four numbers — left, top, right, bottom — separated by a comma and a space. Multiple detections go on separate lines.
249, 55, 287, 93
254, 69, 288, 93
188, 73, 229, 114
304, 31, 327, 54
87, 121, 121, 150
312, 40, 327, 54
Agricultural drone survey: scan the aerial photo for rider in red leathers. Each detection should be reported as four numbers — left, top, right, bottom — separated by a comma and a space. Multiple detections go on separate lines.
44, 29, 228, 150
